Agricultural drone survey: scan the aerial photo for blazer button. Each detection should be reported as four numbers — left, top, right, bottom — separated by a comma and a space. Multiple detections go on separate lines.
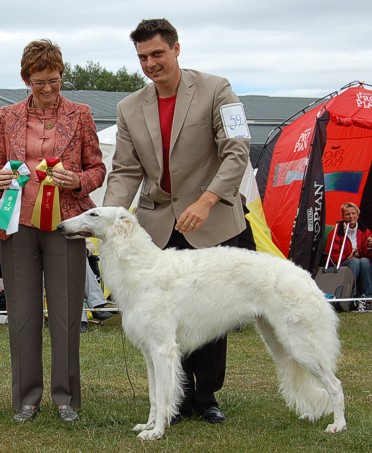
172, 198, 178, 202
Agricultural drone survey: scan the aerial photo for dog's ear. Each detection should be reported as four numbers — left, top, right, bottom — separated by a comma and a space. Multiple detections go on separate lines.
112, 207, 137, 237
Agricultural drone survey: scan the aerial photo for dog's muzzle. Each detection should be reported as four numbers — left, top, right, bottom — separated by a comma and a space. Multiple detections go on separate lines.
57, 223, 93, 239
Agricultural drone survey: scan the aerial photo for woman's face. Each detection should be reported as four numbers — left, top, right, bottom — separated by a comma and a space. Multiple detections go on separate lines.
342, 207, 359, 228
27, 69, 62, 109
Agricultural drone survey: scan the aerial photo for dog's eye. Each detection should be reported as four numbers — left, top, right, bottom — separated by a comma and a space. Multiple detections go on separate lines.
89, 212, 99, 217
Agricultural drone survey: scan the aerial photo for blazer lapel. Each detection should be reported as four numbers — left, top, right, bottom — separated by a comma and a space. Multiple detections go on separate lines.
170, 71, 195, 153
53, 97, 76, 157
6, 100, 28, 161
143, 84, 163, 167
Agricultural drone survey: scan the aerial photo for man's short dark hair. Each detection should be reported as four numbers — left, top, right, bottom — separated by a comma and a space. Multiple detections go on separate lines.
130, 19, 178, 48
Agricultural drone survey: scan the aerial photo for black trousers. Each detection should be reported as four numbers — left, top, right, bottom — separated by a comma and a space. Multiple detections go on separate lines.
164, 229, 238, 409
237, 218, 256, 251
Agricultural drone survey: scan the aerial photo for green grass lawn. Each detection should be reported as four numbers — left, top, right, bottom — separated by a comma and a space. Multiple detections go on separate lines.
0, 312, 371, 453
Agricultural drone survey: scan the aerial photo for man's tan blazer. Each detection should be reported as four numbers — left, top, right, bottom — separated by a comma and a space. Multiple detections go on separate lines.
104, 69, 249, 248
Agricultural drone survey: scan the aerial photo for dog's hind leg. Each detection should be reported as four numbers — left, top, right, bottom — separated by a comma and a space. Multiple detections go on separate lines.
307, 367, 346, 433
132, 349, 157, 433
137, 340, 183, 441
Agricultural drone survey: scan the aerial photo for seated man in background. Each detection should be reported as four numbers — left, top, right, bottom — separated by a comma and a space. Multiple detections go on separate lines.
325, 201, 372, 310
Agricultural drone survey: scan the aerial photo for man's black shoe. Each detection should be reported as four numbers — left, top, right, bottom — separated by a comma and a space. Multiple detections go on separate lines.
170, 410, 193, 425
198, 405, 225, 423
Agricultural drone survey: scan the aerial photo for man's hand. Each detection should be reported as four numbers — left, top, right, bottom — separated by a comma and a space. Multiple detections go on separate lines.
175, 191, 220, 233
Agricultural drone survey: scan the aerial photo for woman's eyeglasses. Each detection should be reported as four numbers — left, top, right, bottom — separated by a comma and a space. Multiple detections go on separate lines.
29, 78, 62, 88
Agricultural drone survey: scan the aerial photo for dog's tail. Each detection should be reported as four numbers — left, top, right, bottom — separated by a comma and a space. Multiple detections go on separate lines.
255, 314, 337, 420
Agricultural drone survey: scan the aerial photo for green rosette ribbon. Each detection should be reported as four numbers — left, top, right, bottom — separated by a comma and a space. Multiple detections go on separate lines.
0, 160, 30, 234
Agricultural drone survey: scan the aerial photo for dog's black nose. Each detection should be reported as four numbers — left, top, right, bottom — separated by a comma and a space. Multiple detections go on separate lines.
56, 223, 64, 232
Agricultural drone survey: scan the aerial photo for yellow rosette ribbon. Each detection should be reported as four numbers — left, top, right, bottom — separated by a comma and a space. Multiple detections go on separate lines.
31, 158, 64, 231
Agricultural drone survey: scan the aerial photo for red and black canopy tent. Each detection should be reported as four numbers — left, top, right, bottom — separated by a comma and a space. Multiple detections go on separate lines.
256, 81, 372, 276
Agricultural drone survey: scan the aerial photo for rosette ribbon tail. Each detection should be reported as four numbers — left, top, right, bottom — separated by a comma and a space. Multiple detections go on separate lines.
0, 161, 31, 234
31, 158, 64, 231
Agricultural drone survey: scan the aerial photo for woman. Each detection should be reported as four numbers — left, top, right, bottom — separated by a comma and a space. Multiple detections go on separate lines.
0, 39, 106, 422
325, 201, 372, 302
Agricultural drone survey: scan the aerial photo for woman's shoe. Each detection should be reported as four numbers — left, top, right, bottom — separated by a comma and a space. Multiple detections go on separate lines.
13, 405, 40, 422
58, 405, 79, 422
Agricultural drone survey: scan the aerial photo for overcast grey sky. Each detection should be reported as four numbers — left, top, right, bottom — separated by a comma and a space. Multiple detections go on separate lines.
1, 0, 371, 97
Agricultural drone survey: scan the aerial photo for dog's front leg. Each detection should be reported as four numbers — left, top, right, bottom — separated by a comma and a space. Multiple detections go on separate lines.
137, 341, 181, 441
132, 350, 157, 433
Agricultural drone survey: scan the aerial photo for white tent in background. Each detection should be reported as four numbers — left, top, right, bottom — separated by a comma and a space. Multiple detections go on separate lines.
97, 124, 117, 147
90, 124, 140, 207
90, 125, 117, 206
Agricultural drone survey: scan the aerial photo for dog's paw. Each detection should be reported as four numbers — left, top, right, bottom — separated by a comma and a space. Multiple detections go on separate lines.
132, 421, 155, 432
137, 428, 164, 441
325, 422, 347, 433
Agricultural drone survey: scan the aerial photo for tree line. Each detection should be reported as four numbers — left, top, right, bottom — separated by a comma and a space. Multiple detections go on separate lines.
63, 61, 146, 92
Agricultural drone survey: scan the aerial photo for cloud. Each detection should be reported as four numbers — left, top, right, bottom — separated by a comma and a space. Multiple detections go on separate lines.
1, 0, 371, 97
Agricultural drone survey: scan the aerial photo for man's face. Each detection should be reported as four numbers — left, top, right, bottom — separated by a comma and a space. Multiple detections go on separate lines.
136, 34, 180, 87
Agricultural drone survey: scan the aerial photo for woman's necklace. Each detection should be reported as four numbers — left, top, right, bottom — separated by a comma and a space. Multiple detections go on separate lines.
30, 98, 58, 130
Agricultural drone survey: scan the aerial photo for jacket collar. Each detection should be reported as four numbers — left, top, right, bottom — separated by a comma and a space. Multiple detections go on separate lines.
7, 95, 77, 160
11, 94, 76, 117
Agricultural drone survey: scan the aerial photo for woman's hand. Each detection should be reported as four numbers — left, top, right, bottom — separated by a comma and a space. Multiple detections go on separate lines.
0, 170, 13, 190
52, 168, 81, 191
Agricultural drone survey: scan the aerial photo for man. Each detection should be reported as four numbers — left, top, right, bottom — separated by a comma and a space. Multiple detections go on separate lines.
103, 18, 249, 423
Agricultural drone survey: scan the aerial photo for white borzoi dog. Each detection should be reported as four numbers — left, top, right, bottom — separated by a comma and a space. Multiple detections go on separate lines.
58, 206, 346, 440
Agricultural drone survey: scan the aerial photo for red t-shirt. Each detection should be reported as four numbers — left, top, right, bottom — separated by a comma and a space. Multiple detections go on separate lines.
158, 95, 177, 193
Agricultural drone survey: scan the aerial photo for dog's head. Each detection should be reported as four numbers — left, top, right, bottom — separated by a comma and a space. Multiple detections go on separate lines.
57, 206, 138, 241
